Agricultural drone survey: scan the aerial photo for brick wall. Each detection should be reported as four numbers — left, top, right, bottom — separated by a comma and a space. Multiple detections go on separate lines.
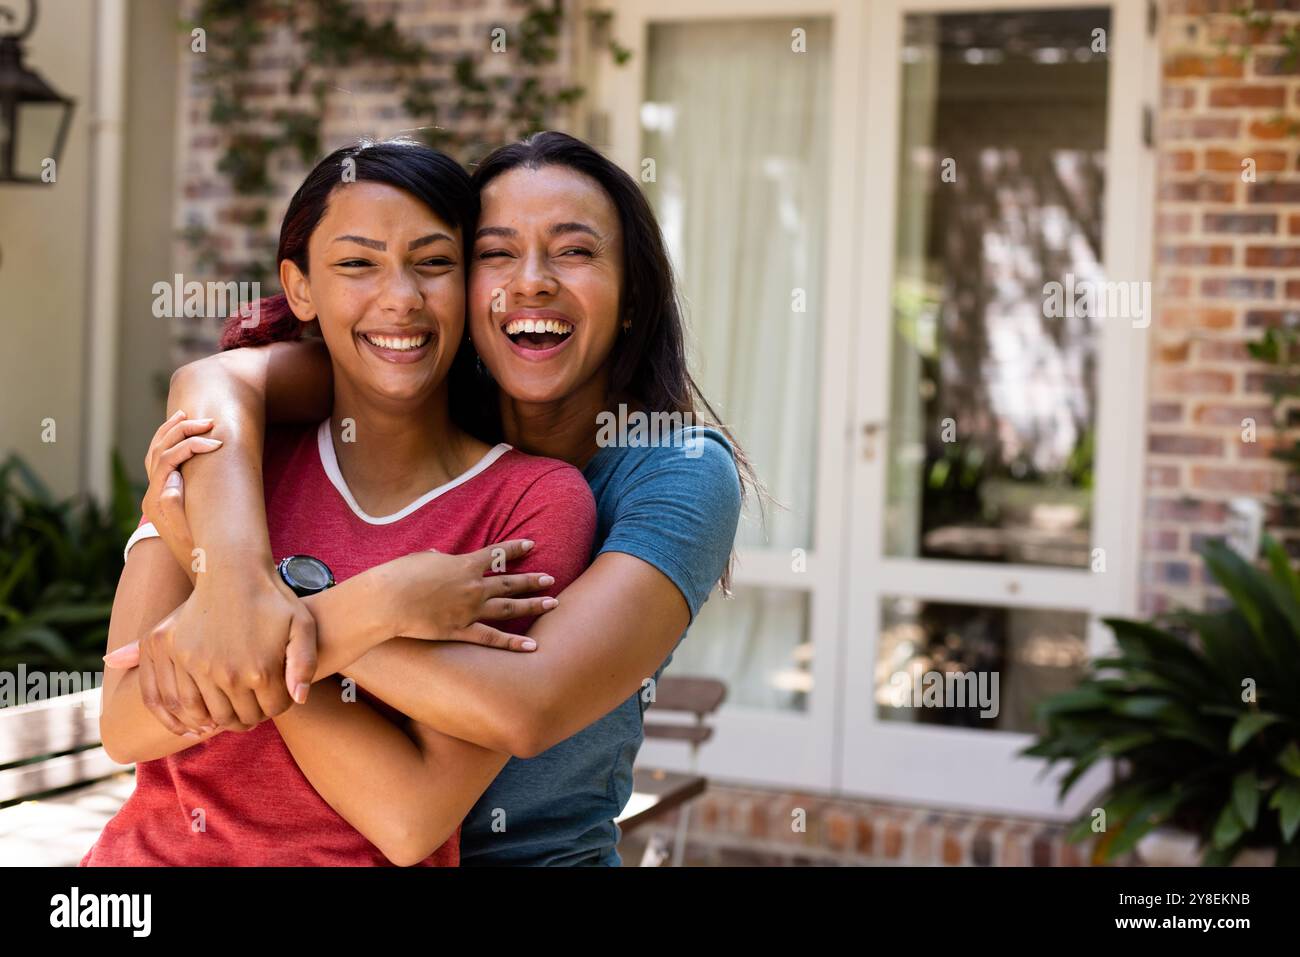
170, 0, 581, 364
1143, 0, 1300, 615
617, 784, 1120, 867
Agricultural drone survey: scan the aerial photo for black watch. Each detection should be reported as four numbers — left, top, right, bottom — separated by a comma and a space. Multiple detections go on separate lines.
277, 554, 335, 597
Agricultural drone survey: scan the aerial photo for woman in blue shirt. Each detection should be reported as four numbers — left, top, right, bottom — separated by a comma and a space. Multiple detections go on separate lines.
124, 132, 751, 865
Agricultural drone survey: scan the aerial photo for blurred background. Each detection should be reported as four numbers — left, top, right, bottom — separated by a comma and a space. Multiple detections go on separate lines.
3, 0, 1300, 867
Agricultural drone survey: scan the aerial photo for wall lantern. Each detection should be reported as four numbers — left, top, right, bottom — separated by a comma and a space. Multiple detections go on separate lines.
0, 0, 74, 184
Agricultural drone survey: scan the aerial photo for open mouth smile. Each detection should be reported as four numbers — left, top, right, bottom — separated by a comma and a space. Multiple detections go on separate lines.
359, 330, 434, 363
501, 312, 575, 359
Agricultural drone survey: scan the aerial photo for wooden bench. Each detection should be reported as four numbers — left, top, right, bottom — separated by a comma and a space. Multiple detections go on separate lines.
614, 676, 726, 866
0, 687, 135, 866
2, 679, 727, 867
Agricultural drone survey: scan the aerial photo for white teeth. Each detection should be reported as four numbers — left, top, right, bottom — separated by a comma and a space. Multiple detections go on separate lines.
503, 317, 573, 337
363, 333, 431, 351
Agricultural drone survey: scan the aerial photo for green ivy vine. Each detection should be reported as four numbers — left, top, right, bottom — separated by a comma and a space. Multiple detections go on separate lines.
179, 0, 628, 288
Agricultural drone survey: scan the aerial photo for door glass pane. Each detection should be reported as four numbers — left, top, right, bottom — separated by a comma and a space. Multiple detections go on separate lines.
876, 597, 1089, 734
642, 17, 830, 551
671, 586, 811, 712
884, 9, 1111, 569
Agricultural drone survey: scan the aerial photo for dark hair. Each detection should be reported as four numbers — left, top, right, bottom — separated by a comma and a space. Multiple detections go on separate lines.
470, 131, 762, 589
219, 137, 476, 348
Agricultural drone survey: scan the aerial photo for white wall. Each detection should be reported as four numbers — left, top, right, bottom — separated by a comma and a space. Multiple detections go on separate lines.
0, 0, 179, 500
0, 0, 94, 499
115, 0, 181, 480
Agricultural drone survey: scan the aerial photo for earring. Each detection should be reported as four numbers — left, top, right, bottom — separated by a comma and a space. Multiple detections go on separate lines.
622, 319, 632, 333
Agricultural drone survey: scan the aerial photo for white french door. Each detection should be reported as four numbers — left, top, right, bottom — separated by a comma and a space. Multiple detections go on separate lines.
591, 0, 866, 790
591, 0, 1154, 817
843, 0, 1154, 818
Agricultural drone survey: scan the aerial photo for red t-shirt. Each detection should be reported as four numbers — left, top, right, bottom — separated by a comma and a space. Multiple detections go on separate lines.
81, 420, 596, 867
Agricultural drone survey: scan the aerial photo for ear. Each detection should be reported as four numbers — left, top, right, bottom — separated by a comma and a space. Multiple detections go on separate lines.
280, 258, 316, 323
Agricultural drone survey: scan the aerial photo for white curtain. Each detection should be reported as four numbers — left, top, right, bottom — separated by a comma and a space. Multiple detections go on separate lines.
641, 18, 830, 711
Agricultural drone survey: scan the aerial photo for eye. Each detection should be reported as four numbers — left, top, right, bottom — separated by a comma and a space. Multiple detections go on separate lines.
336, 259, 373, 268
418, 256, 455, 268
476, 249, 512, 260
559, 247, 594, 258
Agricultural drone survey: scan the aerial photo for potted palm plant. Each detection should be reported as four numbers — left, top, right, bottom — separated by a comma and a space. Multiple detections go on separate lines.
1023, 536, 1300, 865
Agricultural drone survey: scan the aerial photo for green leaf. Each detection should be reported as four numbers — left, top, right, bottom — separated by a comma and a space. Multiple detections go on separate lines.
0, 542, 39, 606
1201, 840, 1241, 866
1110, 791, 1185, 857
2, 624, 72, 661
1111, 695, 1176, 719
1102, 732, 1157, 756
1200, 540, 1300, 692
1268, 782, 1300, 843
1264, 534, 1300, 608
1213, 799, 1246, 850
28, 602, 114, 626
1233, 769, 1261, 831
1230, 712, 1282, 752
1279, 741, 1300, 777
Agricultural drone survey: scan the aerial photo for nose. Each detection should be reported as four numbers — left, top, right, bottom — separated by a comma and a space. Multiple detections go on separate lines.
513, 246, 559, 300
378, 265, 424, 316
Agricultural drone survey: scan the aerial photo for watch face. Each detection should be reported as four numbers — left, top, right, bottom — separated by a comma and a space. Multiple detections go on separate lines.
281, 555, 333, 594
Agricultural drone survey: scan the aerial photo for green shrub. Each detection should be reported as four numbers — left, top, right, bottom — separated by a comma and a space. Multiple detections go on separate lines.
1023, 537, 1300, 865
0, 453, 141, 685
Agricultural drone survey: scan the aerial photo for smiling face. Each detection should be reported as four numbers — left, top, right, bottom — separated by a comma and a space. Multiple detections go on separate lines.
280, 180, 464, 410
468, 164, 624, 405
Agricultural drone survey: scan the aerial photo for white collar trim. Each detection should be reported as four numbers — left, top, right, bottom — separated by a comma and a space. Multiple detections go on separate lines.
315, 419, 511, 526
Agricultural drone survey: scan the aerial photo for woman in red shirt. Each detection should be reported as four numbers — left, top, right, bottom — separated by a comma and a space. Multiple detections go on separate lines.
82, 140, 595, 866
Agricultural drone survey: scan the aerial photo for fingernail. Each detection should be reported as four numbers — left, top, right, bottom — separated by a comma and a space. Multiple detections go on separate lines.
164, 471, 182, 489
542, 598, 558, 610
521, 639, 537, 651
182, 731, 200, 740
200, 438, 223, 448
294, 683, 310, 704
201, 724, 217, 733
538, 574, 555, 586
173, 409, 185, 418
521, 540, 534, 550
193, 418, 214, 425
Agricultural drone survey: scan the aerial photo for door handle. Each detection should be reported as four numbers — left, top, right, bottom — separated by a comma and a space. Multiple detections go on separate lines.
861, 420, 888, 461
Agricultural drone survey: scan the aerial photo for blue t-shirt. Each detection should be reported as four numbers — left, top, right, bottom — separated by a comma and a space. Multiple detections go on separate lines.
457, 426, 742, 865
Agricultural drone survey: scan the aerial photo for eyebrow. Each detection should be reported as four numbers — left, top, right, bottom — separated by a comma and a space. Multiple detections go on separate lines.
408, 232, 454, 250
334, 235, 385, 251
474, 222, 603, 241
549, 222, 601, 240
332, 232, 454, 252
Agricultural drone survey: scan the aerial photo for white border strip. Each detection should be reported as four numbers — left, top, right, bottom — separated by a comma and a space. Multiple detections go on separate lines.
315, 420, 512, 526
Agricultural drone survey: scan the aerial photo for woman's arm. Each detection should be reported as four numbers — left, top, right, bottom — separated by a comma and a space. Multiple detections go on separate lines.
336, 551, 690, 757
103, 539, 507, 865
272, 680, 508, 867
324, 434, 742, 758
155, 340, 333, 723
99, 538, 220, 764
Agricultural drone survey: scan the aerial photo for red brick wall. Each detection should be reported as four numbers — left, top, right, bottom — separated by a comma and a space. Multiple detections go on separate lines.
1143, 0, 1300, 615
170, 0, 580, 363
617, 784, 1116, 867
